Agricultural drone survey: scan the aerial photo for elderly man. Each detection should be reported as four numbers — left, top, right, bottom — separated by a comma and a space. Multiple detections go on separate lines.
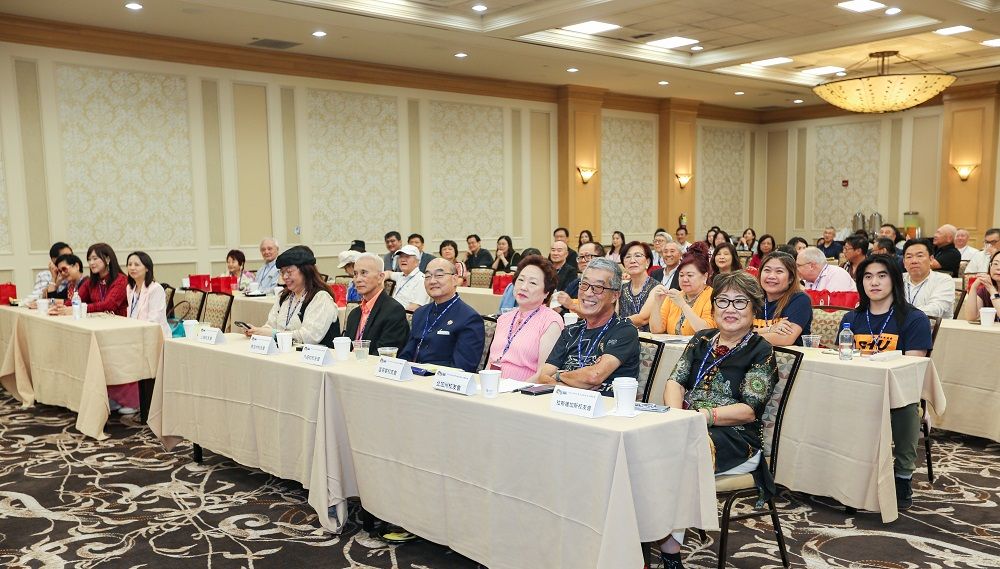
965, 228, 1000, 275
651, 241, 682, 289
902, 239, 955, 319
879, 223, 904, 252
554, 241, 604, 311
954, 228, 979, 262
383, 231, 402, 271
33, 241, 73, 297
553, 227, 578, 267
337, 250, 363, 302
817, 226, 844, 259
930, 224, 961, 277
650, 231, 671, 267
841, 234, 869, 279
407, 233, 435, 272
464, 234, 493, 269
255, 238, 280, 291
797, 246, 856, 292
549, 240, 578, 291
398, 258, 485, 373
533, 258, 640, 395
389, 245, 431, 311
344, 253, 410, 354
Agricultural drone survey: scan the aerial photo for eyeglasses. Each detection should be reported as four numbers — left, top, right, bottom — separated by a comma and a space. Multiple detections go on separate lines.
579, 281, 610, 295
58, 266, 70, 273
578, 254, 595, 261
426, 271, 455, 281
714, 297, 750, 310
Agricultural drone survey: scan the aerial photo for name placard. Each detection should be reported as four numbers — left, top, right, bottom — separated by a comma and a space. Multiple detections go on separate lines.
300, 344, 333, 366
248, 334, 277, 355
433, 369, 477, 396
197, 327, 225, 345
550, 385, 605, 418
374, 356, 414, 381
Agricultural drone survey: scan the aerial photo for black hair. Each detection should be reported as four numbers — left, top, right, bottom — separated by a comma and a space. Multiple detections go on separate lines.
384, 231, 401, 241
85, 243, 123, 286
553, 227, 569, 238
844, 234, 869, 253
407, 233, 424, 244
875, 238, 896, 252
521, 247, 542, 257
880, 223, 903, 243
466, 234, 481, 243
126, 251, 155, 288
49, 242, 71, 260
854, 254, 911, 328
757, 234, 777, 255
607, 231, 626, 256
776, 244, 798, 258
711, 242, 742, 274
497, 235, 514, 253
55, 253, 83, 272
226, 249, 246, 267
902, 238, 933, 257
787, 236, 809, 249
439, 239, 459, 256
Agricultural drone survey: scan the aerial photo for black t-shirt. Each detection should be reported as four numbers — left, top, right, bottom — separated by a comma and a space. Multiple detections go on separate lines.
933, 243, 961, 277
545, 313, 640, 396
754, 291, 813, 346
839, 307, 932, 353
553, 263, 578, 292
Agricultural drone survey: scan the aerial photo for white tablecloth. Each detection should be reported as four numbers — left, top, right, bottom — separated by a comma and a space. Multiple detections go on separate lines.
456, 286, 502, 315
228, 294, 346, 333
931, 320, 1000, 442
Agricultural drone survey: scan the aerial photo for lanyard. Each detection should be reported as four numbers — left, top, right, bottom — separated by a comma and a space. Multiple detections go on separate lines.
809, 265, 828, 290
284, 293, 303, 329
905, 280, 927, 305
129, 288, 140, 317
662, 266, 678, 286
864, 307, 895, 353
395, 272, 419, 296
763, 299, 775, 322
690, 330, 754, 395
495, 307, 541, 363
258, 263, 274, 283
576, 315, 614, 365
416, 295, 460, 356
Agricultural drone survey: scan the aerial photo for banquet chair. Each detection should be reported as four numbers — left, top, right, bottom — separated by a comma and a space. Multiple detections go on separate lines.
405, 309, 413, 326
200, 292, 235, 331
334, 275, 352, 287
810, 306, 853, 348
736, 250, 753, 266
383, 279, 396, 296
479, 315, 497, 371
171, 289, 206, 321
636, 337, 665, 403
958, 260, 970, 280
162, 283, 175, 316
920, 315, 943, 484
953, 289, 967, 319
319, 273, 330, 282
346, 302, 360, 319
469, 268, 495, 289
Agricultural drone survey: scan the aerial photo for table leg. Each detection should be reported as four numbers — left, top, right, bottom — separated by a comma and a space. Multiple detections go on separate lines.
138, 377, 155, 424
192, 443, 203, 463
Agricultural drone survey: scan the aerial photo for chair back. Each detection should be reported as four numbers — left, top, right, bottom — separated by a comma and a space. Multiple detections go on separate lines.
319, 273, 330, 282
405, 309, 414, 326
636, 337, 665, 403
810, 306, 853, 348
928, 315, 942, 345
384, 279, 396, 296
171, 289, 206, 321
959, 259, 970, 280
346, 302, 360, 318
736, 250, 753, 266
954, 288, 968, 319
760, 347, 804, 472
479, 315, 498, 371
200, 291, 235, 330
162, 283, 175, 316
469, 268, 495, 289
334, 275, 353, 286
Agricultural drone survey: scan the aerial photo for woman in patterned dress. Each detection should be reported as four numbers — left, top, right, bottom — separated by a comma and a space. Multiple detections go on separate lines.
617, 241, 659, 331
647, 242, 716, 336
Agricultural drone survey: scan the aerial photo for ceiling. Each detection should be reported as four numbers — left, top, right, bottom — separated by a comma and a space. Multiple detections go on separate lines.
4, 0, 1000, 109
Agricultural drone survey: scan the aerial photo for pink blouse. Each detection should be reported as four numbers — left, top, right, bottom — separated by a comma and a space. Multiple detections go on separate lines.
487, 306, 564, 381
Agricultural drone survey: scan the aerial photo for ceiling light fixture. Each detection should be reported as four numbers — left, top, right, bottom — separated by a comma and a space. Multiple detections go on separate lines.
658, 80, 670, 85
312, 30, 327, 37
124, 2, 143, 9
982, 38, 1000, 47
837, 1, 885, 12
647, 36, 699, 49
566, 67, 579, 73
454, 52, 468, 58
935, 25, 973, 35
836, 71, 848, 77
562, 21, 620, 34
793, 99, 804, 104
812, 50, 955, 113
472, 4, 488, 12
734, 91, 745, 95
885, 7, 901, 15
746, 57, 793, 67
803, 66, 846, 76
691, 45, 704, 51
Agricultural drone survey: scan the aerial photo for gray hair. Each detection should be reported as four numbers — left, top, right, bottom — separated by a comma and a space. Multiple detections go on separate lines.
354, 252, 384, 271
710, 271, 765, 315
585, 257, 623, 291
799, 246, 828, 265
260, 237, 280, 248
654, 231, 673, 242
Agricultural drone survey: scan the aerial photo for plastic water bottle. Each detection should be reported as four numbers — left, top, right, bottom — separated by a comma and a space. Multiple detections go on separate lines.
71, 291, 82, 320
838, 323, 854, 361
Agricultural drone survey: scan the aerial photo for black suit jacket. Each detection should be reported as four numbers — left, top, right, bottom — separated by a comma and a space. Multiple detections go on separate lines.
650, 267, 681, 290
344, 292, 411, 354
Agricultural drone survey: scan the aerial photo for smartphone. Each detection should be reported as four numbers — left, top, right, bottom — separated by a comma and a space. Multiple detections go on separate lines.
519, 384, 556, 396
634, 402, 670, 413
233, 321, 252, 330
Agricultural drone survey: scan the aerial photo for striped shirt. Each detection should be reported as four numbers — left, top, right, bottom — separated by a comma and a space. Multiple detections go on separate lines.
487, 306, 564, 381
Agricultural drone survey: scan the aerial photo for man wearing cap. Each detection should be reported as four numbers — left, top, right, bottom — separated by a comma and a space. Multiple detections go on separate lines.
389, 244, 432, 311
337, 250, 363, 303
344, 253, 410, 355
255, 238, 281, 291
349, 239, 366, 253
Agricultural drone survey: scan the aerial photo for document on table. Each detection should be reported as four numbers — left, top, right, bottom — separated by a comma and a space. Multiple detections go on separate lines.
499, 378, 539, 393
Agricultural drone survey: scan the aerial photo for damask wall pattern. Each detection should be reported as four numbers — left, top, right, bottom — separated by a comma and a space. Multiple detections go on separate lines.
306, 89, 401, 243
55, 64, 194, 249
0, 143, 10, 253
813, 122, 880, 228
427, 101, 504, 238
600, 116, 656, 238
698, 126, 748, 234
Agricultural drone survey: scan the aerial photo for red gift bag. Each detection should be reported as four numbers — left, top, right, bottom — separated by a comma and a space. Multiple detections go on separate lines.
0, 282, 16, 305
828, 291, 860, 308
188, 274, 211, 292
210, 276, 237, 295
492, 273, 513, 295
805, 289, 829, 306
329, 284, 347, 307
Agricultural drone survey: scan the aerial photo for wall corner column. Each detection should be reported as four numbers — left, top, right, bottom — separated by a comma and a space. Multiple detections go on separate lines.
557, 85, 606, 238
658, 98, 700, 232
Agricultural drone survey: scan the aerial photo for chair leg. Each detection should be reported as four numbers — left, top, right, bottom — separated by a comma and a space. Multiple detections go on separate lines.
192, 443, 203, 463
640, 541, 652, 567
698, 529, 708, 542
921, 406, 935, 484
138, 377, 155, 424
717, 493, 741, 569
768, 498, 790, 568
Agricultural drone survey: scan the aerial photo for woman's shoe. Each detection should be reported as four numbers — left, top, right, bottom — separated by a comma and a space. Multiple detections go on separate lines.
660, 551, 684, 569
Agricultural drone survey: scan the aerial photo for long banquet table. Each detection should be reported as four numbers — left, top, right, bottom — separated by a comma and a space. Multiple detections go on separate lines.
148, 333, 719, 568
455, 286, 502, 315
0, 305, 163, 439
228, 294, 348, 333
931, 319, 1000, 442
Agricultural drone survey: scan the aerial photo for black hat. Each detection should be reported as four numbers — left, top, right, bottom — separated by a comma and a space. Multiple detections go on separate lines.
275, 245, 316, 269
350, 240, 366, 252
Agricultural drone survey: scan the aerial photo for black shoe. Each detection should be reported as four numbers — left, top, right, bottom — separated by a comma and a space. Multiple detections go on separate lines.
895, 476, 913, 511
660, 550, 684, 569
381, 528, 418, 543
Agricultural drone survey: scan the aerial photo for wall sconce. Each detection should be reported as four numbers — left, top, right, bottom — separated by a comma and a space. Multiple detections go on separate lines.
675, 173, 692, 189
953, 164, 978, 181
577, 166, 597, 184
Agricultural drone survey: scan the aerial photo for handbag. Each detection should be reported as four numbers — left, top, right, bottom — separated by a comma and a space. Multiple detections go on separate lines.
0, 282, 16, 305
210, 276, 237, 295
329, 284, 347, 307
188, 274, 211, 292
492, 273, 513, 295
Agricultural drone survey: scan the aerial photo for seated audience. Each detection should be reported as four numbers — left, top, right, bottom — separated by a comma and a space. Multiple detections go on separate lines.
486, 256, 564, 380
657, 271, 779, 567
464, 234, 494, 269
337, 250, 363, 303
75, 243, 128, 316
498, 247, 545, 312
33, 241, 73, 298
549, 240, 578, 291
965, 250, 1000, 322
787, 236, 809, 254
618, 241, 658, 331
344, 253, 410, 354
399, 258, 485, 372
553, 226, 578, 267
491, 235, 522, 273
736, 227, 758, 253
383, 231, 402, 271
438, 239, 468, 286
879, 223, 905, 252
675, 226, 691, 253
533, 258, 640, 394
577, 229, 593, 248
606, 231, 625, 263
44, 254, 86, 302
245, 246, 340, 345
839, 255, 933, 510
648, 242, 715, 335
955, 228, 979, 262
389, 245, 432, 310
407, 233, 435, 272
841, 234, 869, 279
965, 228, 999, 275
754, 252, 812, 346
255, 238, 281, 290
749, 234, 776, 269
650, 231, 670, 267
902, 239, 955, 319
797, 247, 856, 292
930, 224, 961, 277
225, 249, 256, 292
816, 226, 844, 259
710, 242, 741, 285
555, 241, 603, 309
713, 230, 732, 251
704, 227, 719, 250
650, 241, 682, 289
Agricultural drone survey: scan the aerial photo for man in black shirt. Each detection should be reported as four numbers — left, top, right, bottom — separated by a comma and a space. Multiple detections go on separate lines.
930, 224, 961, 277
553, 227, 578, 268
464, 234, 493, 269
549, 240, 578, 291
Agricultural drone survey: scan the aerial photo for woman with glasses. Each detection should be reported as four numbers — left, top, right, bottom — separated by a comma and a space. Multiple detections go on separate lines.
42, 254, 86, 303
618, 241, 659, 331
966, 249, 1000, 322
753, 252, 812, 346
657, 271, 778, 569
647, 242, 715, 335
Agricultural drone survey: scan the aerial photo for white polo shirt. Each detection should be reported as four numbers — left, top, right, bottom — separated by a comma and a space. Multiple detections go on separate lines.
391, 269, 431, 309
903, 271, 955, 319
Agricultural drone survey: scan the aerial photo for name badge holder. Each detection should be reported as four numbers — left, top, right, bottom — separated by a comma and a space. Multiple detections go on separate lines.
300, 344, 333, 366
249, 334, 278, 355
197, 327, 225, 345
374, 357, 415, 381
550, 385, 606, 418
433, 369, 477, 396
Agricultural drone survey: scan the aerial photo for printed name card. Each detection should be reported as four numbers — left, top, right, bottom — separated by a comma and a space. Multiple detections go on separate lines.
550, 385, 605, 418
197, 327, 224, 345
433, 369, 477, 396
300, 344, 333, 366
374, 357, 414, 381
248, 334, 277, 355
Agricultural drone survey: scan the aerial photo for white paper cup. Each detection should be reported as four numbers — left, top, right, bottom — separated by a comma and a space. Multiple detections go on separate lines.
36, 299, 50, 314
479, 370, 501, 399
79, 303, 88, 317
377, 347, 398, 359
276, 331, 293, 353
181, 277, 191, 288
182, 319, 199, 338
247, 282, 259, 293
612, 377, 639, 415
981, 308, 997, 327
563, 312, 579, 326
332, 337, 351, 361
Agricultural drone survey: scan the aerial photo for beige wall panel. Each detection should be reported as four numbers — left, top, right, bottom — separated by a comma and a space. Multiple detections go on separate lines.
949, 109, 985, 165
941, 100, 997, 235
889, 119, 902, 219
909, 116, 942, 232
511, 109, 522, 237
202, 79, 225, 246
14, 59, 50, 252
530, 111, 552, 250
210, 261, 228, 276
281, 87, 301, 244
766, 130, 788, 241
795, 128, 807, 230
233, 83, 273, 244
157, 262, 198, 289
0, 269, 13, 283
408, 99, 421, 234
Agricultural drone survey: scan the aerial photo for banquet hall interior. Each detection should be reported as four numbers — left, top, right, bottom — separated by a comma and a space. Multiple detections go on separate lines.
0, 0, 999, 567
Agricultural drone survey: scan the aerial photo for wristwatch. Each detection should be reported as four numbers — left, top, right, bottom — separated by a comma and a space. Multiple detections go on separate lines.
554, 370, 564, 384
992, 292, 1000, 300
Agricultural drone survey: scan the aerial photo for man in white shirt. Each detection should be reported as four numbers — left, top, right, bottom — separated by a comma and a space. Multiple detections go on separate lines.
955, 228, 979, 262
650, 231, 671, 267
674, 226, 690, 253
32, 241, 73, 297
651, 241, 682, 289
389, 244, 431, 310
796, 247, 856, 292
255, 238, 280, 291
902, 239, 955, 319
965, 228, 999, 275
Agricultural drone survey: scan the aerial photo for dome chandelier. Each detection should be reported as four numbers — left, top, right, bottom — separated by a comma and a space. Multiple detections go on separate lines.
812, 50, 956, 113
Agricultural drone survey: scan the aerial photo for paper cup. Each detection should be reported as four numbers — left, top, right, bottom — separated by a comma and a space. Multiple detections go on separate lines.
802, 334, 821, 348
981, 308, 997, 327
182, 319, 199, 338
377, 347, 398, 359
247, 282, 259, 293
612, 377, 639, 415
36, 299, 50, 314
479, 370, 500, 399
276, 331, 293, 353
332, 337, 351, 361
181, 277, 191, 288
79, 303, 88, 317
353, 340, 371, 360
563, 312, 579, 326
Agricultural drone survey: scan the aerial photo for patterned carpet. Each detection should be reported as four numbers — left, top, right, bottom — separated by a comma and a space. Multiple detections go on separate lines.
0, 393, 998, 568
